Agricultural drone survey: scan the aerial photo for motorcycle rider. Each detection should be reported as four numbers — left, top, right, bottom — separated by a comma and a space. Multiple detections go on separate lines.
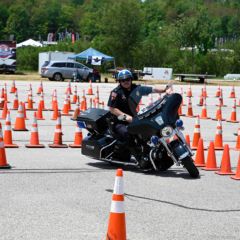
107, 69, 173, 141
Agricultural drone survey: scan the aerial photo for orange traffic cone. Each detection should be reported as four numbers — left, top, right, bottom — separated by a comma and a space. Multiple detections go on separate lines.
65, 81, 72, 95
95, 86, 100, 103
227, 99, 238, 123
231, 154, 240, 180
178, 103, 183, 116
229, 86, 236, 98
69, 124, 82, 148
36, 101, 45, 120
202, 142, 219, 171
10, 80, 16, 93
194, 138, 205, 167
51, 89, 57, 110
215, 85, 221, 97
13, 102, 28, 131
185, 134, 190, 146
186, 84, 192, 97
106, 169, 126, 240
213, 105, 225, 121
186, 97, 195, 117
4, 110, 19, 148
49, 112, 68, 148
0, 88, 5, 109
202, 84, 208, 98
0, 100, 8, 119
216, 89, 226, 107
26, 91, 36, 110
199, 98, 210, 119
72, 85, 78, 104
39, 92, 47, 111
12, 89, 19, 110
87, 80, 94, 95
81, 96, 87, 111
4, 83, 9, 103
197, 93, 203, 106
192, 116, 201, 150
62, 95, 71, 116
0, 123, 11, 169
214, 120, 224, 150
26, 112, 45, 148
37, 81, 43, 95
71, 98, 80, 120
29, 85, 35, 102
67, 93, 72, 111
215, 144, 234, 175
233, 126, 240, 150
51, 102, 59, 120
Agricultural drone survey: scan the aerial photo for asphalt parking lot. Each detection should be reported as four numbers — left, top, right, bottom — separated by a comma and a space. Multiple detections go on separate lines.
0, 80, 240, 240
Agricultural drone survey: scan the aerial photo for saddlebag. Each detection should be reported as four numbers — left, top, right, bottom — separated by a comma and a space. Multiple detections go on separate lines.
76, 108, 111, 134
82, 135, 115, 159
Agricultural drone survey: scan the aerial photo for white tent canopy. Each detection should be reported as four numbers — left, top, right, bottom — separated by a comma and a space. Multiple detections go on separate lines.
17, 39, 43, 48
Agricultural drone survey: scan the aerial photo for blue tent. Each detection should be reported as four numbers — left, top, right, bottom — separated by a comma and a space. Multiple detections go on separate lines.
69, 47, 114, 61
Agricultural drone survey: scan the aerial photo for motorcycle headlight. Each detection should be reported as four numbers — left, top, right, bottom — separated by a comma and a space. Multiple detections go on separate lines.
161, 126, 173, 137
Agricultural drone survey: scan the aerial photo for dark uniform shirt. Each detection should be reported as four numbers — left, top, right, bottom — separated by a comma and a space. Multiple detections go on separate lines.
107, 84, 153, 117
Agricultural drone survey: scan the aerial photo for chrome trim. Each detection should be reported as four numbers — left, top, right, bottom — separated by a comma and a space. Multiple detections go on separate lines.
99, 157, 138, 166
149, 148, 158, 171
175, 129, 193, 156
178, 152, 189, 160
99, 139, 117, 159
159, 138, 180, 166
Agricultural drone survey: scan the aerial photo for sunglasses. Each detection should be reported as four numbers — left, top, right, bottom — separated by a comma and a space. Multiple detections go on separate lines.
120, 78, 131, 83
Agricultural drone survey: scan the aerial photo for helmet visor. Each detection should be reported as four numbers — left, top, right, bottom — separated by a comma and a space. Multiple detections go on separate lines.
119, 78, 132, 83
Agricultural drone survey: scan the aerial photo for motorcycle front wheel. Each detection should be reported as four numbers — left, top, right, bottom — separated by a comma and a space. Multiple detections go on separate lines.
181, 156, 199, 178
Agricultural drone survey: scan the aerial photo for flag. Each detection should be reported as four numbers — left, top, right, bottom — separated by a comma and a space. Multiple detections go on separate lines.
91, 56, 102, 65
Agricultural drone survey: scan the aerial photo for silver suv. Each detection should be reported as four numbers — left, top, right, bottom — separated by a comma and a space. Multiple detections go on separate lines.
41, 61, 93, 81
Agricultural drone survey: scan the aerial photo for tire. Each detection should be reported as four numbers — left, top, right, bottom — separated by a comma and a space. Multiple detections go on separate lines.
53, 73, 63, 81
181, 156, 199, 178
87, 73, 93, 82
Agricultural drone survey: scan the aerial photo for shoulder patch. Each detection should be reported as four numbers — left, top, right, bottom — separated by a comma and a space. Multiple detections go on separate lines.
111, 91, 117, 100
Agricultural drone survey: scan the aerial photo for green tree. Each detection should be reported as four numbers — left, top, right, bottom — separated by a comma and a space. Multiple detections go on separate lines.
5, 4, 30, 41
0, 3, 9, 39
101, 0, 143, 67
174, 8, 215, 71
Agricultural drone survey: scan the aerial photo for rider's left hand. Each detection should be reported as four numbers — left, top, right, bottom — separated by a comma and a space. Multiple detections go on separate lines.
126, 115, 133, 123
165, 82, 173, 94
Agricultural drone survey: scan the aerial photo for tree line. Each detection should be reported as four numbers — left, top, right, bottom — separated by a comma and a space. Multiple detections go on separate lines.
1, 0, 240, 76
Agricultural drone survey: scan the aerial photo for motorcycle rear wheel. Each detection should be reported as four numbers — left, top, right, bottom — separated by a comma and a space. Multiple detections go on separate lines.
181, 156, 199, 178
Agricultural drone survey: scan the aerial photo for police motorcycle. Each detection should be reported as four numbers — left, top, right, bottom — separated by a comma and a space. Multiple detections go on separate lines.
75, 92, 199, 178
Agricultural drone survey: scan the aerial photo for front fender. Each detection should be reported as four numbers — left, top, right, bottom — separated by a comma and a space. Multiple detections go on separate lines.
169, 140, 189, 160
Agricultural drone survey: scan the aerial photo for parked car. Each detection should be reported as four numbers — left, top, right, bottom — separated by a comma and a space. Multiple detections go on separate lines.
41, 60, 95, 81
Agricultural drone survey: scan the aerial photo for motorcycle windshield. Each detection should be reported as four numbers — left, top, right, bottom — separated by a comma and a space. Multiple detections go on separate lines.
127, 86, 144, 117
136, 93, 182, 126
